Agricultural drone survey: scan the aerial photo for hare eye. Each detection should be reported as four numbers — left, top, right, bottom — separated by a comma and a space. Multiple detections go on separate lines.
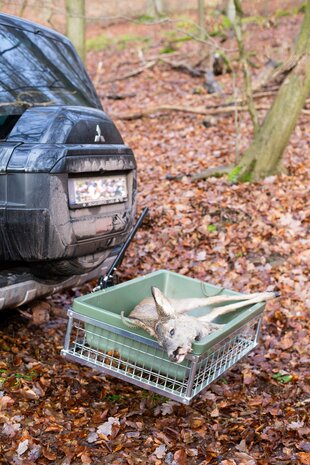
169, 328, 175, 336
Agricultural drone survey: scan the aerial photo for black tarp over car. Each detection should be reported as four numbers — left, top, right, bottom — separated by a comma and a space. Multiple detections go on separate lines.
0, 14, 137, 310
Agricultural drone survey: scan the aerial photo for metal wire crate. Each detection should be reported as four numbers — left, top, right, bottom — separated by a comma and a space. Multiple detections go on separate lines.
62, 309, 262, 404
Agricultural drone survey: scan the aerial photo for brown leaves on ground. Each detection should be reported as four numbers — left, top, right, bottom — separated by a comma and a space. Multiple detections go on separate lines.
0, 1, 309, 464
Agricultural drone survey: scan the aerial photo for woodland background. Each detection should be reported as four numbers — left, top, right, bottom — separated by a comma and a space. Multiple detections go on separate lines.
0, 1, 309, 464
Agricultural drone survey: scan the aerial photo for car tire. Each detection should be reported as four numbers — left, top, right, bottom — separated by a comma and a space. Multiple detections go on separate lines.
32, 254, 108, 278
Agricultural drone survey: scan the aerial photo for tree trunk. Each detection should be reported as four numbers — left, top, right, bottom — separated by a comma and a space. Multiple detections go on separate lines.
234, 0, 310, 181
232, 0, 259, 135
146, 0, 164, 17
198, 0, 206, 40
65, 0, 85, 62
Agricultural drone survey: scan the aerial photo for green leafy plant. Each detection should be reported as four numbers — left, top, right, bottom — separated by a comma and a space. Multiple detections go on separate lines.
136, 14, 157, 23
116, 34, 150, 50
207, 224, 217, 232
104, 394, 121, 402
272, 372, 293, 384
14, 371, 37, 381
86, 33, 149, 53
228, 164, 253, 183
86, 33, 112, 52
227, 165, 242, 183
159, 30, 191, 54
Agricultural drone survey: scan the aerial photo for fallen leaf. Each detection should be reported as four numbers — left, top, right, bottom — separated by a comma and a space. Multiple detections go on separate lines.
154, 400, 178, 416
17, 439, 29, 456
288, 420, 304, 430
30, 301, 51, 325
0, 395, 14, 410
18, 387, 40, 400
97, 417, 120, 437
87, 432, 98, 444
210, 407, 220, 417
42, 448, 57, 461
154, 444, 166, 459
174, 448, 187, 465
298, 452, 310, 465
242, 368, 255, 385
81, 451, 92, 464
234, 451, 256, 465
236, 439, 248, 453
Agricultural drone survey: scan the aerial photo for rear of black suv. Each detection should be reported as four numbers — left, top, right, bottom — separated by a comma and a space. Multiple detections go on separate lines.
0, 14, 137, 309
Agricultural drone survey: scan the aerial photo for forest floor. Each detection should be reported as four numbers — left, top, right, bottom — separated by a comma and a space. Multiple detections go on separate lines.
0, 2, 309, 465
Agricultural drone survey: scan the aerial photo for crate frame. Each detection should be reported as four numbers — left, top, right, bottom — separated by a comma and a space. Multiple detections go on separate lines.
62, 308, 262, 404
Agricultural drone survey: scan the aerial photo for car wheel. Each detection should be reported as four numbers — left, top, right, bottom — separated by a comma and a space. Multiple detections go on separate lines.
32, 253, 108, 278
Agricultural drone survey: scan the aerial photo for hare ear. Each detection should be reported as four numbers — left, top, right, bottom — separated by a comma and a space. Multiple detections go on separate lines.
151, 287, 176, 319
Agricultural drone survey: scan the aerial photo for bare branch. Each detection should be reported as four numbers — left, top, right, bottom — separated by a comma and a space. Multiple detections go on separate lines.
99, 60, 157, 84
111, 103, 270, 120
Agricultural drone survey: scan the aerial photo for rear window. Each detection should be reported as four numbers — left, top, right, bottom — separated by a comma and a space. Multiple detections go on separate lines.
0, 18, 101, 116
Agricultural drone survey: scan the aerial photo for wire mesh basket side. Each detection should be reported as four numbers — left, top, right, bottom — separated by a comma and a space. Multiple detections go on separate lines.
62, 312, 194, 401
190, 316, 261, 397
62, 311, 262, 404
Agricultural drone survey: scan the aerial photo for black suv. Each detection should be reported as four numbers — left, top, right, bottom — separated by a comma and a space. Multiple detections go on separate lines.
0, 13, 137, 310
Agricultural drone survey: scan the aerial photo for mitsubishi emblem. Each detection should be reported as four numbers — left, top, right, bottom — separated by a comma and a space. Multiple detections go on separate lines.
94, 124, 105, 142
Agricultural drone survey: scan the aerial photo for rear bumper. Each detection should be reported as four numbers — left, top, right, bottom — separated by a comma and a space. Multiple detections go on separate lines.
0, 252, 119, 310
0, 169, 136, 262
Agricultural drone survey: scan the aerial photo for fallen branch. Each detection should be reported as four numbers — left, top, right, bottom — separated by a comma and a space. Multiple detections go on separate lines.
111, 103, 270, 120
166, 173, 188, 180
166, 164, 235, 182
252, 61, 279, 91
104, 92, 136, 100
190, 164, 235, 180
112, 97, 310, 120
99, 53, 208, 84
100, 59, 157, 84
160, 55, 207, 77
